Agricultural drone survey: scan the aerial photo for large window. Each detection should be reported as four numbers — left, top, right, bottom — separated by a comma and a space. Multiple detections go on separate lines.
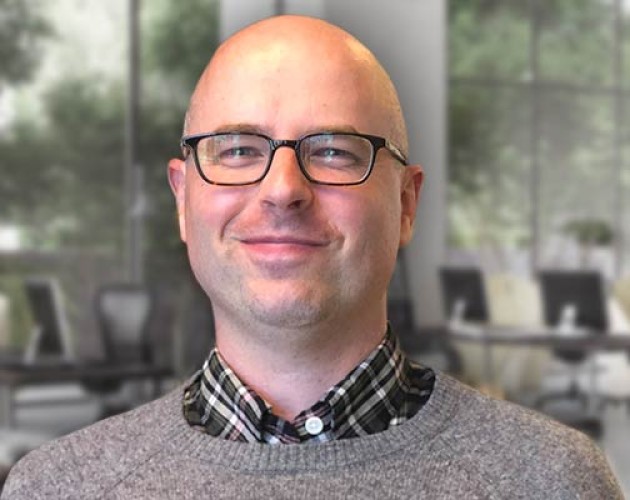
0, 0, 218, 354
449, 0, 630, 277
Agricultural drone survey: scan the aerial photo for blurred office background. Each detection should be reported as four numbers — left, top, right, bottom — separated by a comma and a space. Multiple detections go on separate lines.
1, 0, 630, 494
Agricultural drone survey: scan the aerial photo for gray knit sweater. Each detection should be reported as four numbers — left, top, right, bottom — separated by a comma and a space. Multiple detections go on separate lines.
2, 373, 623, 499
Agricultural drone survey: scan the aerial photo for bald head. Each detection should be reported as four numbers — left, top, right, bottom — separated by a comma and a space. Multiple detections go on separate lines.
169, 15, 424, 361
184, 15, 408, 155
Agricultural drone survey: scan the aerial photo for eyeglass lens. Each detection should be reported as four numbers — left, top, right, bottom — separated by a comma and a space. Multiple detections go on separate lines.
194, 133, 374, 185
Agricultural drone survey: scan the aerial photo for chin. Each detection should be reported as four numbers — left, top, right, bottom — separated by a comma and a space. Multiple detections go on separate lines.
247, 292, 336, 329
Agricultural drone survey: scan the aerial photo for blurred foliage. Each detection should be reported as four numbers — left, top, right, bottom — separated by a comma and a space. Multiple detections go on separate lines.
449, 0, 530, 80
449, 0, 614, 83
139, 0, 219, 278
0, 0, 218, 279
0, 0, 50, 86
537, 0, 615, 85
0, 78, 126, 250
143, 0, 218, 97
562, 218, 614, 246
449, 0, 624, 259
448, 85, 531, 251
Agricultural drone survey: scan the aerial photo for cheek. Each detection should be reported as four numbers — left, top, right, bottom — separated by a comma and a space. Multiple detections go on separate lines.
335, 187, 402, 266
334, 198, 401, 304
183, 183, 244, 256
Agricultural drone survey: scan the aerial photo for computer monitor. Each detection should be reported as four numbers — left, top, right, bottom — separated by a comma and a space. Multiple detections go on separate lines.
23, 277, 74, 363
439, 267, 489, 322
538, 270, 608, 332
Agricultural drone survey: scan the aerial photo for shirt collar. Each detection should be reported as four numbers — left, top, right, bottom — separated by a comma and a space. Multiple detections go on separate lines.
183, 325, 434, 444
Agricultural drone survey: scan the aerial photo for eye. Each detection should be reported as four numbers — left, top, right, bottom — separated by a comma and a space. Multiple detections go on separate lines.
206, 135, 269, 168
218, 146, 264, 160
311, 147, 357, 160
303, 135, 372, 170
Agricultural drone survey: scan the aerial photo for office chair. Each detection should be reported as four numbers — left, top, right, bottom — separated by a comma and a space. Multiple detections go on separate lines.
438, 267, 495, 387
535, 271, 608, 414
96, 284, 153, 365
439, 267, 489, 325
439, 268, 549, 398
388, 256, 462, 376
82, 283, 154, 417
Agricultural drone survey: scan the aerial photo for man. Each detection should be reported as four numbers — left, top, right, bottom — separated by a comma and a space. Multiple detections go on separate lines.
3, 15, 623, 499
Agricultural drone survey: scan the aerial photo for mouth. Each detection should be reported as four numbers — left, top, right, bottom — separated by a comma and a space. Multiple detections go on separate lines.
235, 235, 330, 262
239, 236, 328, 247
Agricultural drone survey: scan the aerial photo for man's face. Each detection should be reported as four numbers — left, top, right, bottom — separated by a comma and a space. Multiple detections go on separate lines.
169, 38, 422, 335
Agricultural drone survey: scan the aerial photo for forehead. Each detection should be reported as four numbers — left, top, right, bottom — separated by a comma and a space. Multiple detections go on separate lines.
187, 39, 388, 137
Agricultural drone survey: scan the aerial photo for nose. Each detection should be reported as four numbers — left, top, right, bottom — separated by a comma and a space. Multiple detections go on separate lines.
257, 146, 314, 211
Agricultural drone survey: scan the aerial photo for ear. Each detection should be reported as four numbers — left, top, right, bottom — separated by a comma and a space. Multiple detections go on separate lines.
168, 158, 187, 242
399, 164, 424, 248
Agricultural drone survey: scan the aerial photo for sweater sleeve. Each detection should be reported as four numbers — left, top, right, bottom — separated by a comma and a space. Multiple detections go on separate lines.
431, 380, 625, 499
1, 392, 181, 499
544, 430, 624, 499
1, 443, 83, 500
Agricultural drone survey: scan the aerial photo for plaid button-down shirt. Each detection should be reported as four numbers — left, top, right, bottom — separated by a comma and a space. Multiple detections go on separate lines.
183, 327, 435, 444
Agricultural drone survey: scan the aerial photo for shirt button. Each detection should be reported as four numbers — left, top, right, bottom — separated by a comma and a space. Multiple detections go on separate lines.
305, 416, 324, 436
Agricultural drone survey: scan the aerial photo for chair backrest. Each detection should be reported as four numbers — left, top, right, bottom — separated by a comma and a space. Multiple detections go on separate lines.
439, 267, 489, 323
538, 270, 608, 332
96, 284, 153, 365
538, 270, 608, 364
23, 277, 74, 363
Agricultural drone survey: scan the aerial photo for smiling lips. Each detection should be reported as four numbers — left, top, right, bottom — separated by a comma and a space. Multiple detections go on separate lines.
237, 235, 329, 260
240, 235, 328, 246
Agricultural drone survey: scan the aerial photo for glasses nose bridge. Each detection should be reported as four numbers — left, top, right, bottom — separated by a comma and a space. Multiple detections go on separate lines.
269, 138, 301, 160
267, 138, 304, 171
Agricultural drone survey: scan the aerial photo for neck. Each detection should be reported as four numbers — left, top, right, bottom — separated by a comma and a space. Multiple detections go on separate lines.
213, 312, 387, 420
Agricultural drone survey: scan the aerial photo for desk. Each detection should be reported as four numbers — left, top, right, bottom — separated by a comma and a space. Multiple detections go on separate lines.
408, 325, 630, 438
401, 325, 630, 395
447, 325, 630, 384
0, 363, 173, 428
449, 325, 630, 349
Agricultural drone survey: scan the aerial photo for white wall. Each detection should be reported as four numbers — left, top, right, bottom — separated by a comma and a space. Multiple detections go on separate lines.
219, 0, 277, 38
220, 0, 324, 36
219, 0, 447, 325
323, 2, 447, 325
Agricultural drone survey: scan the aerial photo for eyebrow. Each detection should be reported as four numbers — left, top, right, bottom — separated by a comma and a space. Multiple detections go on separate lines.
208, 123, 362, 137
212, 123, 267, 135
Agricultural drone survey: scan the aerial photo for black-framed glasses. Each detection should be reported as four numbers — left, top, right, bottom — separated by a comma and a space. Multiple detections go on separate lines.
180, 131, 408, 186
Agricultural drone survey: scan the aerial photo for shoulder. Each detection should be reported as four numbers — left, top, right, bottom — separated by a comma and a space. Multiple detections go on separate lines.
2, 388, 183, 499
428, 374, 623, 498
